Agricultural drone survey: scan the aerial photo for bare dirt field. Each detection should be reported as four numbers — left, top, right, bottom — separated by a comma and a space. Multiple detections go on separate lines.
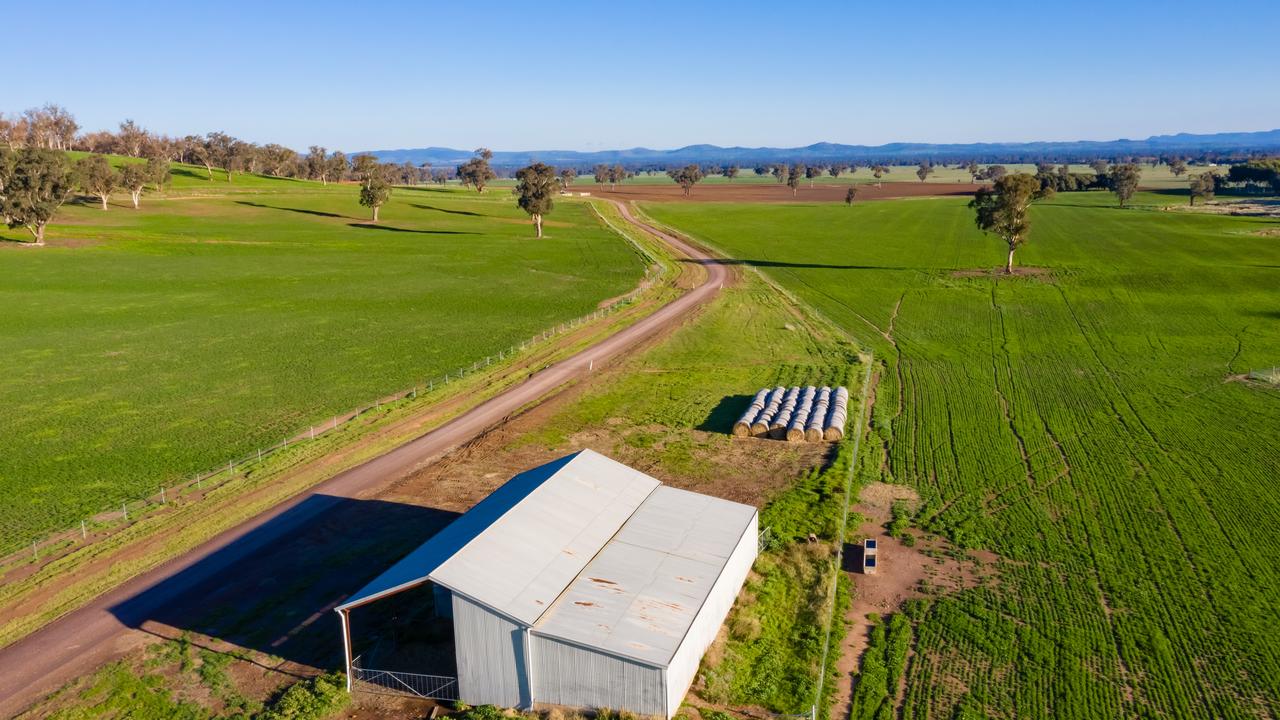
577, 182, 981, 203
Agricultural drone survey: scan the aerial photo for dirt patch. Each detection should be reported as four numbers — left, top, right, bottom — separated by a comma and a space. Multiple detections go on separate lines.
1, 237, 102, 249
386, 369, 827, 515
1250, 227, 1280, 237
578, 182, 981, 204
1167, 199, 1280, 217
829, 482, 998, 720
951, 266, 1053, 280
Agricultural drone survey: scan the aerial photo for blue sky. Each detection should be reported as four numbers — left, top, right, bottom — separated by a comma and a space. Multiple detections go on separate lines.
7, 0, 1278, 152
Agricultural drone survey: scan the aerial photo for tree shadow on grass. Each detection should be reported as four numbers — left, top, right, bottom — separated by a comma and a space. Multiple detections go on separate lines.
697, 394, 753, 433
235, 201, 348, 219
409, 203, 485, 217
348, 223, 477, 235
110, 494, 460, 669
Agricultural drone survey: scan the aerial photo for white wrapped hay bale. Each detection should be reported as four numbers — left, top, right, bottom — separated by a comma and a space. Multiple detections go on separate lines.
769, 387, 801, 438
750, 386, 786, 436
824, 386, 850, 440
787, 385, 817, 441
733, 388, 770, 436
806, 386, 832, 441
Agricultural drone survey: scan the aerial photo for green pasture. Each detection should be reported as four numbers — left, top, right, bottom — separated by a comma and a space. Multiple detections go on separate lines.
0, 175, 644, 552
644, 191, 1280, 720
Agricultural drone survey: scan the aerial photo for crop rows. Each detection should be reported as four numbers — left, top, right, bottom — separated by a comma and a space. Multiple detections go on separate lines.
646, 192, 1280, 719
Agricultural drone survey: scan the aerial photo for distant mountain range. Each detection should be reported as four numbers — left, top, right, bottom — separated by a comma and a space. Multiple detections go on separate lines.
363, 129, 1280, 168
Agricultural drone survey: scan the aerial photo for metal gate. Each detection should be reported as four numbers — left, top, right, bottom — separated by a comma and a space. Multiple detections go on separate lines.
350, 656, 459, 700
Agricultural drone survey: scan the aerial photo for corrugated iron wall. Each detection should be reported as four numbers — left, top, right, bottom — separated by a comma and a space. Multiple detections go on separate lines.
664, 511, 759, 717
530, 635, 666, 717
453, 593, 531, 708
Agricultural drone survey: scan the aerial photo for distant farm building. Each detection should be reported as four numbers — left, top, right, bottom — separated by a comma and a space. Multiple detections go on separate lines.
335, 449, 758, 718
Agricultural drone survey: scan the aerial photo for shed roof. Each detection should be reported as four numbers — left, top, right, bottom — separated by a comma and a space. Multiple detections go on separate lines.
531, 486, 757, 666
336, 449, 659, 623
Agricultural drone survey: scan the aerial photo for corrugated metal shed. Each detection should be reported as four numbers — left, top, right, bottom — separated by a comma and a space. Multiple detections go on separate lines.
531, 486, 757, 666
337, 450, 759, 718
430, 450, 659, 625
337, 449, 657, 617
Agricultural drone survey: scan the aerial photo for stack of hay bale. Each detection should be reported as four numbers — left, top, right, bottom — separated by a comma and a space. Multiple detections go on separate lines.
732, 384, 850, 442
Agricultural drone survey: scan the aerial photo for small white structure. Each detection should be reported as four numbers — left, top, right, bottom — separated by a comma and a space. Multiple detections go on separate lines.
336, 449, 758, 718
862, 537, 878, 575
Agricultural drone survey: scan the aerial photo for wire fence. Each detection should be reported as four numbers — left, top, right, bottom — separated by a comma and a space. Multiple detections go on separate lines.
812, 353, 875, 720
0, 295, 644, 572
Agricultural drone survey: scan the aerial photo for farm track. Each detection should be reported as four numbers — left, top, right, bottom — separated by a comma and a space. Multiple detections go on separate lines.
0, 199, 730, 717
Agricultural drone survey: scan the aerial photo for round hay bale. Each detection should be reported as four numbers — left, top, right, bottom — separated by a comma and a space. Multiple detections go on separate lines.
805, 426, 823, 442
786, 426, 806, 442
734, 388, 770, 437
823, 426, 844, 441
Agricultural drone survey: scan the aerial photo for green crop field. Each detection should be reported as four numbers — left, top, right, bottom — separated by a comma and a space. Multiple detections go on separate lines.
643, 192, 1280, 720
0, 171, 644, 554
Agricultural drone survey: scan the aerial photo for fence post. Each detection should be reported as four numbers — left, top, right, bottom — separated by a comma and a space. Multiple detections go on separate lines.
160, 486, 166, 504
122, 502, 128, 522
310, 426, 315, 440
32, 542, 37, 561
81, 519, 87, 540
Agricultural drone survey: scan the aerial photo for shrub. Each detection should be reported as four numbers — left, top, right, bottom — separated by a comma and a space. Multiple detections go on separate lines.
257, 671, 348, 720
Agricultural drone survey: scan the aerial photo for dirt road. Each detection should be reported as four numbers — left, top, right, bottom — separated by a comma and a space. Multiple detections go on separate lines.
0, 200, 727, 717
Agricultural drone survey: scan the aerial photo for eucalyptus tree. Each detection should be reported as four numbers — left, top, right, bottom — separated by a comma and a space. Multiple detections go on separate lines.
787, 164, 805, 195
666, 164, 704, 196
1109, 163, 1142, 207
2, 148, 75, 243
1189, 171, 1216, 206
559, 167, 577, 189
457, 148, 496, 192
970, 173, 1052, 273
146, 156, 171, 192
119, 162, 149, 209
76, 154, 118, 210
514, 162, 558, 237
359, 178, 391, 221
805, 164, 824, 187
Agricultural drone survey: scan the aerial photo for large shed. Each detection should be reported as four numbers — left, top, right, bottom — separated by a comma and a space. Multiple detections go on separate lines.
335, 449, 758, 718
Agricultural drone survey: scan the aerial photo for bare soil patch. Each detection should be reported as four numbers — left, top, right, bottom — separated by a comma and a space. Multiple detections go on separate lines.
951, 266, 1053, 280
829, 482, 998, 720
1167, 199, 1280, 217
579, 182, 981, 204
